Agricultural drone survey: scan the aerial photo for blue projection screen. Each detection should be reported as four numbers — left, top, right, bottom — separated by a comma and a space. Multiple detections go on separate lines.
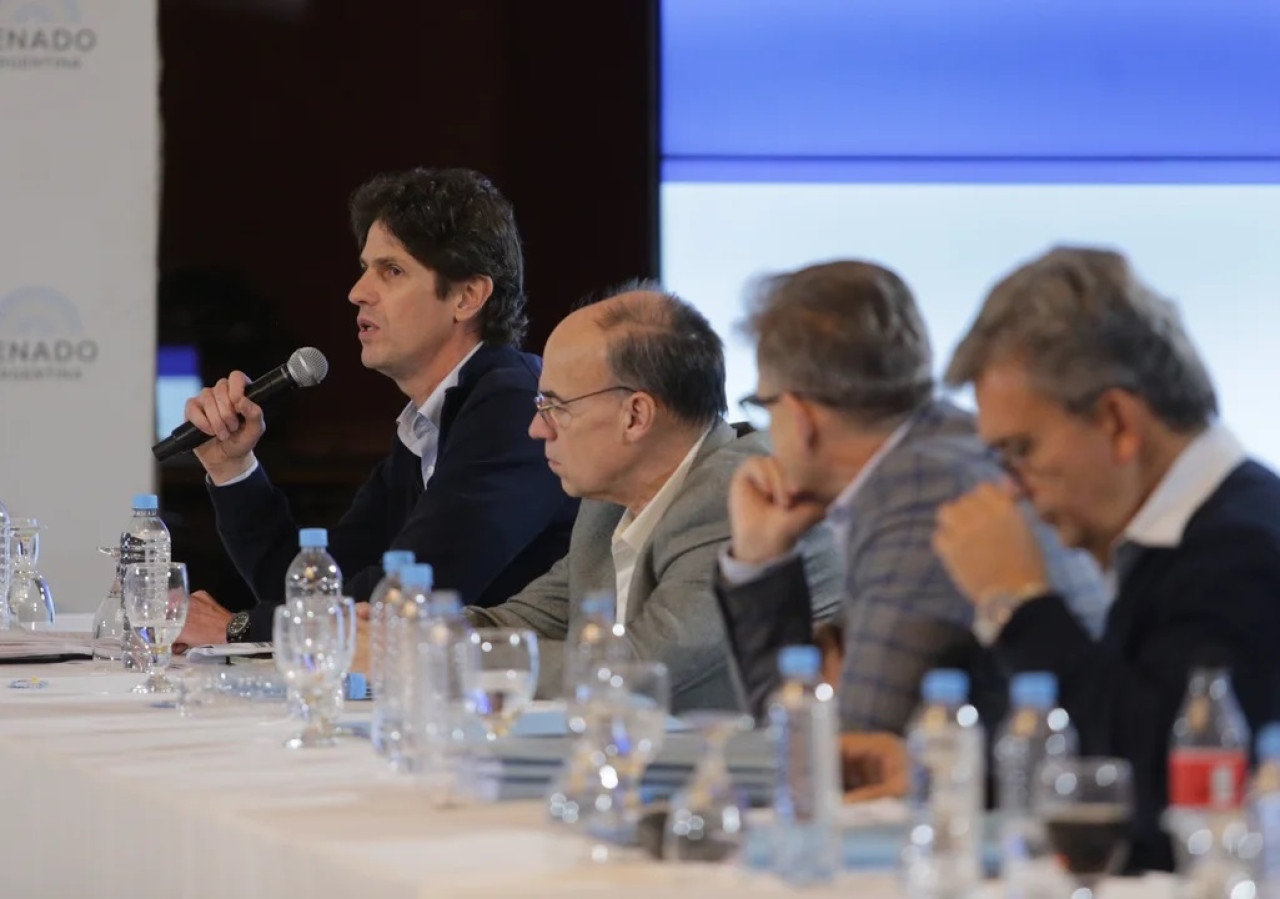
658, 0, 1280, 463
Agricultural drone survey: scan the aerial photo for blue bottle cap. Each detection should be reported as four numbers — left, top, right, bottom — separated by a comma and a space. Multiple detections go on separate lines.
298, 528, 328, 549
399, 563, 434, 591
344, 671, 369, 701
777, 644, 821, 680
921, 669, 969, 704
1010, 671, 1058, 709
427, 590, 461, 617
1258, 723, 1280, 761
132, 493, 159, 511
381, 550, 415, 574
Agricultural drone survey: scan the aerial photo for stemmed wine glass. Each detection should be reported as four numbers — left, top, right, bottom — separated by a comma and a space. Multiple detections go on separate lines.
122, 562, 189, 693
663, 711, 754, 863
1036, 757, 1134, 899
465, 628, 538, 740
272, 596, 356, 749
7, 518, 54, 631
91, 545, 127, 660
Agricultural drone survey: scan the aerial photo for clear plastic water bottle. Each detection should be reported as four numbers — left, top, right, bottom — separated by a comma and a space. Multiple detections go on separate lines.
0, 497, 10, 631
767, 644, 841, 886
370, 549, 415, 755
284, 528, 342, 601
382, 562, 432, 771
415, 589, 475, 805
1167, 663, 1253, 898
996, 672, 1078, 899
547, 591, 626, 825
564, 590, 622, 695
119, 493, 171, 668
1249, 724, 1280, 899
903, 668, 986, 899
120, 493, 171, 566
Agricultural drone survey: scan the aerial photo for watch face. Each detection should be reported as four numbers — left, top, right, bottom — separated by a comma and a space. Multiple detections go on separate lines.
228, 612, 251, 640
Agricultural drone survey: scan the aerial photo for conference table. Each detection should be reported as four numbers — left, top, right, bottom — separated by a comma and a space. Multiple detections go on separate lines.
0, 620, 1176, 898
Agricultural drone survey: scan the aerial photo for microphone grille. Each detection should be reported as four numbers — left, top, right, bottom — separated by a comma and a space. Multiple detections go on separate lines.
287, 347, 329, 387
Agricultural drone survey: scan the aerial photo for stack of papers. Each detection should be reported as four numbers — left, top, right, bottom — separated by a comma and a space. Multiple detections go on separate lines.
459, 704, 776, 803
0, 628, 94, 663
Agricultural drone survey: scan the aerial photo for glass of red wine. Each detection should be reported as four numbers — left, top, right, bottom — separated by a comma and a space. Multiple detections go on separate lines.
1035, 757, 1133, 899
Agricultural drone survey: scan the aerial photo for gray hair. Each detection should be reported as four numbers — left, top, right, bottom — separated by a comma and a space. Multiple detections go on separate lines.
583, 279, 728, 428
945, 246, 1217, 431
741, 260, 934, 426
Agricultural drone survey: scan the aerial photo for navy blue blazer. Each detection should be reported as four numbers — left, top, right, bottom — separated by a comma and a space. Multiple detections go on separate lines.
995, 460, 1280, 872
207, 343, 579, 640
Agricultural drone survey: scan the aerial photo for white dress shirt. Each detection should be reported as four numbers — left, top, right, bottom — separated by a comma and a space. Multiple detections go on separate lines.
611, 428, 711, 623
1104, 422, 1246, 592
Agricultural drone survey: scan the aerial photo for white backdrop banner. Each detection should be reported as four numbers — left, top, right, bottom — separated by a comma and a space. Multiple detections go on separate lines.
0, 0, 159, 612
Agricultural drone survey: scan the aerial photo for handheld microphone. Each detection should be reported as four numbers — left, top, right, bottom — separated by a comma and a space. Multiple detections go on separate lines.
151, 347, 329, 462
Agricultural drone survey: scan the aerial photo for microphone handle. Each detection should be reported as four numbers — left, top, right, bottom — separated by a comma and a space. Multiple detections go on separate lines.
152, 364, 298, 462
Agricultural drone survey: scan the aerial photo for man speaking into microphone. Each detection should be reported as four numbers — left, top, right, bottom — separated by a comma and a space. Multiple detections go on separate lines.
177, 168, 578, 645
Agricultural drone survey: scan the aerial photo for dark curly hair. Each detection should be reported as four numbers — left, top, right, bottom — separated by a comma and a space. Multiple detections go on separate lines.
349, 167, 528, 347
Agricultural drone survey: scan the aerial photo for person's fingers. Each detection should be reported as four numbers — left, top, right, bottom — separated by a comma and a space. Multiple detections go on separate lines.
844, 780, 906, 802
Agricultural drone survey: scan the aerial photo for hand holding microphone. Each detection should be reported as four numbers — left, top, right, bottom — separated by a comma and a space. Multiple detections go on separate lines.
185, 370, 265, 483
152, 348, 329, 480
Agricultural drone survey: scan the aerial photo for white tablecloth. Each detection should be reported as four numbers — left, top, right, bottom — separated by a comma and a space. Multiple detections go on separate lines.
0, 660, 1178, 899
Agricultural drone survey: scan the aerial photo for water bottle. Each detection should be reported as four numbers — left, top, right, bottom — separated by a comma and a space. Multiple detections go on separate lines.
284, 528, 342, 601
1167, 663, 1252, 898
996, 672, 1078, 899
564, 590, 622, 696
382, 563, 432, 771
767, 644, 841, 886
903, 668, 986, 899
0, 497, 10, 630
370, 549, 415, 755
547, 591, 625, 825
119, 493, 171, 668
120, 493, 171, 566
1250, 724, 1280, 899
415, 589, 475, 805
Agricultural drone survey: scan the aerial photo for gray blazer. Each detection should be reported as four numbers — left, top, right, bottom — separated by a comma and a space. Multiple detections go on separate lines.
716, 399, 1109, 732
469, 420, 844, 713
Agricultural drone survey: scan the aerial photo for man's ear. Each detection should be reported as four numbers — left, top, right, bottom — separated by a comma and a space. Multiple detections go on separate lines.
454, 275, 494, 325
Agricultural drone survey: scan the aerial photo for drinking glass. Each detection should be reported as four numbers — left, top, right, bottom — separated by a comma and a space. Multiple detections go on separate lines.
577, 659, 670, 860
91, 545, 127, 660
7, 518, 54, 631
122, 562, 189, 693
465, 628, 538, 740
272, 596, 355, 749
1036, 757, 1134, 899
663, 711, 753, 863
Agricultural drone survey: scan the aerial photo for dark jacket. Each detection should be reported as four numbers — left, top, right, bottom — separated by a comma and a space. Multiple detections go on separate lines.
209, 343, 579, 640
995, 460, 1280, 872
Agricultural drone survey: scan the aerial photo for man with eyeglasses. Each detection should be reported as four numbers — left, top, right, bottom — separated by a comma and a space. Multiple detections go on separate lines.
932, 246, 1280, 871
177, 168, 577, 644
465, 283, 844, 712
712, 261, 1106, 792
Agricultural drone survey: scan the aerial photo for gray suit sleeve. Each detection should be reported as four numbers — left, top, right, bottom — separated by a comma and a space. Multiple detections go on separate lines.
467, 552, 573, 697
613, 517, 738, 708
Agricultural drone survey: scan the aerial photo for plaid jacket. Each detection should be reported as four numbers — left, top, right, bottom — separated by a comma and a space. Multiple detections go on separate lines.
716, 399, 1109, 733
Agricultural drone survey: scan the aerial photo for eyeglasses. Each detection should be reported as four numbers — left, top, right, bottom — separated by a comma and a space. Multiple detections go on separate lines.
534, 385, 635, 429
987, 437, 1035, 477
738, 390, 846, 428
